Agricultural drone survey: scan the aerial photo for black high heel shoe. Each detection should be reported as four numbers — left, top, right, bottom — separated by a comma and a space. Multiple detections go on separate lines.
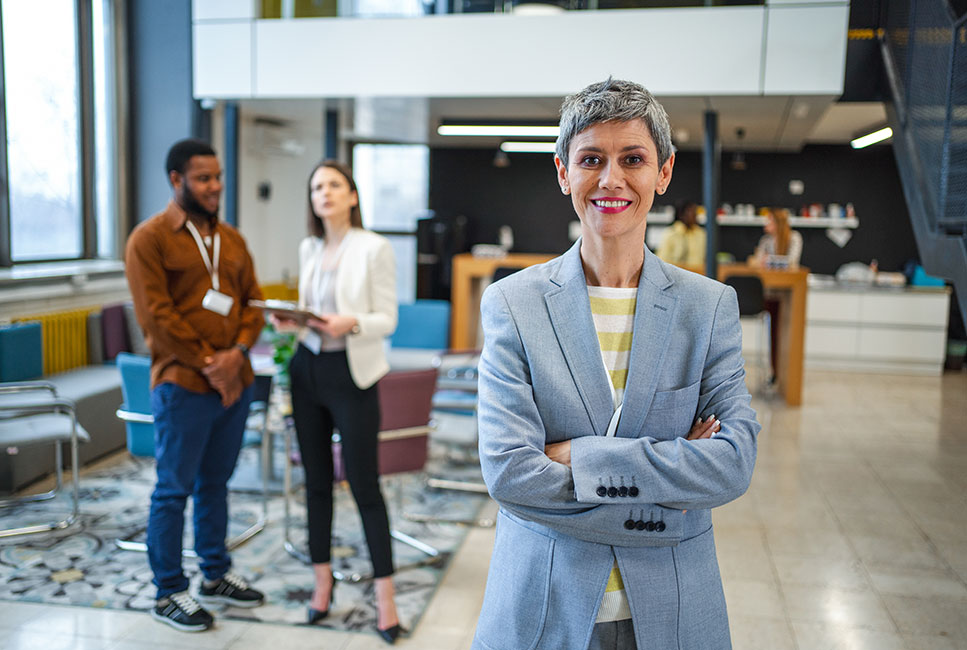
306, 575, 336, 624
376, 623, 406, 645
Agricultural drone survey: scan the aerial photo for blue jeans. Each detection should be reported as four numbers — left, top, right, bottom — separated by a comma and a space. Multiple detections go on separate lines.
147, 382, 253, 599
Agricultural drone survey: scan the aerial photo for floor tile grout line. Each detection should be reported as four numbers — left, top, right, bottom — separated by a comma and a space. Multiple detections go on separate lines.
814, 458, 906, 637
758, 524, 802, 650
866, 457, 967, 593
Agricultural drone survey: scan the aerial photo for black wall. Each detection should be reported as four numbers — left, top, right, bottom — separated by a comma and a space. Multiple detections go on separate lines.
428, 144, 919, 276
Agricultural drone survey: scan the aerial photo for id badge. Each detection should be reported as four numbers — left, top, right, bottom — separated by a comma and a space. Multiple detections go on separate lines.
202, 289, 234, 316
302, 329, 322, 355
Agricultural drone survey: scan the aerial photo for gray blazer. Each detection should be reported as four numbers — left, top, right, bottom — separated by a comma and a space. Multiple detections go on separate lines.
472, 241, 760, 650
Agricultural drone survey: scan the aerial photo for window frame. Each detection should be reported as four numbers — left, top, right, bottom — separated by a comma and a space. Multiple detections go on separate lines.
0, 0, 119, 268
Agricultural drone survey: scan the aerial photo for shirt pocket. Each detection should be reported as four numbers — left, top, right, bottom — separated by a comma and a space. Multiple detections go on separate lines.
642, 379, 701, 441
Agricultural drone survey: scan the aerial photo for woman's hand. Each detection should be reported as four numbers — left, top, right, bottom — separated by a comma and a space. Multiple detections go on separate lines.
309, 314, 358, 338
545, 440, 571, 467
269, 313, 301, 333
686, 415, 721, 440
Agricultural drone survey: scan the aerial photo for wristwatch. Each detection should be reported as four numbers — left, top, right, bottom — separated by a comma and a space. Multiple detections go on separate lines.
235, 343, 250, 356
350, 323, 361, 335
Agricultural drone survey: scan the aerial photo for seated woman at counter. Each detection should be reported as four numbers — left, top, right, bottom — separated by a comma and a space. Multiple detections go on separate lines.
751, 208, 802, 268
656, 200, 705, 267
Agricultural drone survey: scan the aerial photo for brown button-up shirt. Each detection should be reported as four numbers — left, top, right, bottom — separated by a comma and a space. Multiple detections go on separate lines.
125, 200, 265, 392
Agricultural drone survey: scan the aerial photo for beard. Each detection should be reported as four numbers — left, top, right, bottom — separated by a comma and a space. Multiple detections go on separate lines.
179, 182, 219, 222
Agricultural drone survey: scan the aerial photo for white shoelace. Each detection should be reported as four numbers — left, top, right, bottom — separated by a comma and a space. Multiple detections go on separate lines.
222, 571, 249, 590
171, 591, 202, 614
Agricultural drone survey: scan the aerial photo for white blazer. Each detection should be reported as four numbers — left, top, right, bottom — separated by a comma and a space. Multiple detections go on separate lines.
297, 228, 398, 389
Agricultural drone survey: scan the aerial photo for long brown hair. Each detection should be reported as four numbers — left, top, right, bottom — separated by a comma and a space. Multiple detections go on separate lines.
307, 160, 364, 239
770, 208, 792, 256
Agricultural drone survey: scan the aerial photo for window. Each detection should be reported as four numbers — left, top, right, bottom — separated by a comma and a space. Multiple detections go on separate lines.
0, 0, 118, 266
353, 143, 430, 303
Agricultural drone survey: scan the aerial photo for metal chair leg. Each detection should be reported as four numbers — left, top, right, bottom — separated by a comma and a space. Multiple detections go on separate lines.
0, 411, 81, 539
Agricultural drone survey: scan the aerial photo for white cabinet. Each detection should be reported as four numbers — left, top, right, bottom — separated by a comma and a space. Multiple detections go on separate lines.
805, 285, 950, 375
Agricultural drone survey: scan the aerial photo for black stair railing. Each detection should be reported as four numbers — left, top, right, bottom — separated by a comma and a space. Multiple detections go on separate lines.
882, 0, 967, 324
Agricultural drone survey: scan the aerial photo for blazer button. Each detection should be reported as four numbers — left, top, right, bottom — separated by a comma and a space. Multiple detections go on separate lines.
655, 521, 666, 532
635, 520, 646, 531
624, 519, 636, 530
618, 486, 628, 497
645, 521, 657, 532
628, 486, 639, 497
607, 487, 618, 498
596, 486, 607, 497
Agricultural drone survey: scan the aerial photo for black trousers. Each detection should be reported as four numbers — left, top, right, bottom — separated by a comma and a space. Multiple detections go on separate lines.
289, 345, 394, 578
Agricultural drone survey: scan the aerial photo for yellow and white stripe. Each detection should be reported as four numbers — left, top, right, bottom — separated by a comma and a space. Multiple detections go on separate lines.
588, 287, 636, 408
587, 285, 637, 623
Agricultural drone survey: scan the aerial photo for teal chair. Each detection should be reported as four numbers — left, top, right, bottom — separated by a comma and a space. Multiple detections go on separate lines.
391, 299, 450, 349
116, 353, 154, 457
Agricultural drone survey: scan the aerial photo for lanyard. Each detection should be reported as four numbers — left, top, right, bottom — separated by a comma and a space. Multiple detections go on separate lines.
185, 220, 221, 292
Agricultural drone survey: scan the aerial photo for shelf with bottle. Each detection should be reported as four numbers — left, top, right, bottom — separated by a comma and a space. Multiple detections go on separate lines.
648, 206, 859, 229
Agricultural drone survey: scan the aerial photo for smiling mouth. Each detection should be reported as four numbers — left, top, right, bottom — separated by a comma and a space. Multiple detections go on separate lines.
591, 198, 632, 212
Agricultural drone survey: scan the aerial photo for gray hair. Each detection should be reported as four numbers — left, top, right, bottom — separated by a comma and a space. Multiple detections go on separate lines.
556, 78, 673, 169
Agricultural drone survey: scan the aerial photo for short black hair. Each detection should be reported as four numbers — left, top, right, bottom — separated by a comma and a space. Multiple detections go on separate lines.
165, 138, 216, 179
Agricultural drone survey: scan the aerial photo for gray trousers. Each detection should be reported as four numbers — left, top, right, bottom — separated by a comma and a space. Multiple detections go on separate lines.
588, 620, 638, 650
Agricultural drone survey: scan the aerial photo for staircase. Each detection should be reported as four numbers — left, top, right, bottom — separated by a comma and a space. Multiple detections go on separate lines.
881, 0, 967, 324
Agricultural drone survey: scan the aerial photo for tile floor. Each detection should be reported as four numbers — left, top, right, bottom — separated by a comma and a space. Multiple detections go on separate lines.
1, 369, 965, 649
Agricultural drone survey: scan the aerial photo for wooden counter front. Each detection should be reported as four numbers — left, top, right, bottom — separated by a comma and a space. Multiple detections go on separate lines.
718, 264, 809, 406
449, 252, 556, 350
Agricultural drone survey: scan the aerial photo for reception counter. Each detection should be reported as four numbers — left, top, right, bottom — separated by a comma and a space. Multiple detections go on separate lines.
450, 252, 809, 406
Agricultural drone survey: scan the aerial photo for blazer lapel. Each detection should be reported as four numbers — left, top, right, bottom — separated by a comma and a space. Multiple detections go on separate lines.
544, 241, 614, 437
615, 248, 678, 439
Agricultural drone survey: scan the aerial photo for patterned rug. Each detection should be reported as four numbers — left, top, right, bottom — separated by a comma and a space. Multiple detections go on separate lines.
0, 442, 490, 633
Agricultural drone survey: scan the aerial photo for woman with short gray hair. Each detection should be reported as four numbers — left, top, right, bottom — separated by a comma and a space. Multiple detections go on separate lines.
471, 78, 759, 649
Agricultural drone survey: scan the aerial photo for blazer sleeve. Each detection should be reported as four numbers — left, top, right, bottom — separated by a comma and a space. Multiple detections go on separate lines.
350, 235, 397, 338
569, 285, 760, 511
477, 283, 685, 547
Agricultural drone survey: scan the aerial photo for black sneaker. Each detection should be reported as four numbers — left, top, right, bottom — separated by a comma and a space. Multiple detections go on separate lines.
197, 570, 264, 608
151, 591, 214, 632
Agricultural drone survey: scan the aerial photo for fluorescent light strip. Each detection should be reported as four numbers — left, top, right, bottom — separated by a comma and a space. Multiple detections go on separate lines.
438, 125, 560, 137
851, 127, 893, 149
500, 141, 558, 153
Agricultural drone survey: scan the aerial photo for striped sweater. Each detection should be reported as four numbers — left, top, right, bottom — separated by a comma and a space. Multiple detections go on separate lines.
587, 285, 637, 622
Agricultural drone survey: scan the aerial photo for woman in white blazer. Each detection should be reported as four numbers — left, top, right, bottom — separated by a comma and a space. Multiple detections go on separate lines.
279, 160, 402, 644
472, 80, 759, 650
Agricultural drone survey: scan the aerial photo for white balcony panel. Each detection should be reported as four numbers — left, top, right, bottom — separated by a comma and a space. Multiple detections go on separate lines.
762, 4, 849, 94
253, 8, 765, 98
193, 22, 253, 98
193, 0, 259, 21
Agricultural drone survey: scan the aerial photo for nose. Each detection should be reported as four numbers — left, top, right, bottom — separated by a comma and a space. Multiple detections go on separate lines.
598, 161, 623, 190
211, 177, 223, 193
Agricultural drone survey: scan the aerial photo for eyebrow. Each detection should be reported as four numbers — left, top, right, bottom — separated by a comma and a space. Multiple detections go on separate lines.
575, 144, 649, 154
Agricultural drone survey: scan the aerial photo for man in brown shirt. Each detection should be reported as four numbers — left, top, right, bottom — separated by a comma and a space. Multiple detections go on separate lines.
126, 138, 265, 632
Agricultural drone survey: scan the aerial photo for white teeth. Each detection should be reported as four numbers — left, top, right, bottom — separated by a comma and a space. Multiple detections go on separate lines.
594, 200, 630, 208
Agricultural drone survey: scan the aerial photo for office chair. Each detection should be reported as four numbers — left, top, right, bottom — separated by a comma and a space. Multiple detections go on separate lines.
724, 275, 773, 394
114, 353, 267, 555
282, 367, 444, 581
0, 381, 88, 538
491, 266, 520, 283
391, 299, 450, 350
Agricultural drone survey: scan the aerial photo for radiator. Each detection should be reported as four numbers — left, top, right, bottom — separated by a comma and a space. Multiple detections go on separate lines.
15, 308, 95, 375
